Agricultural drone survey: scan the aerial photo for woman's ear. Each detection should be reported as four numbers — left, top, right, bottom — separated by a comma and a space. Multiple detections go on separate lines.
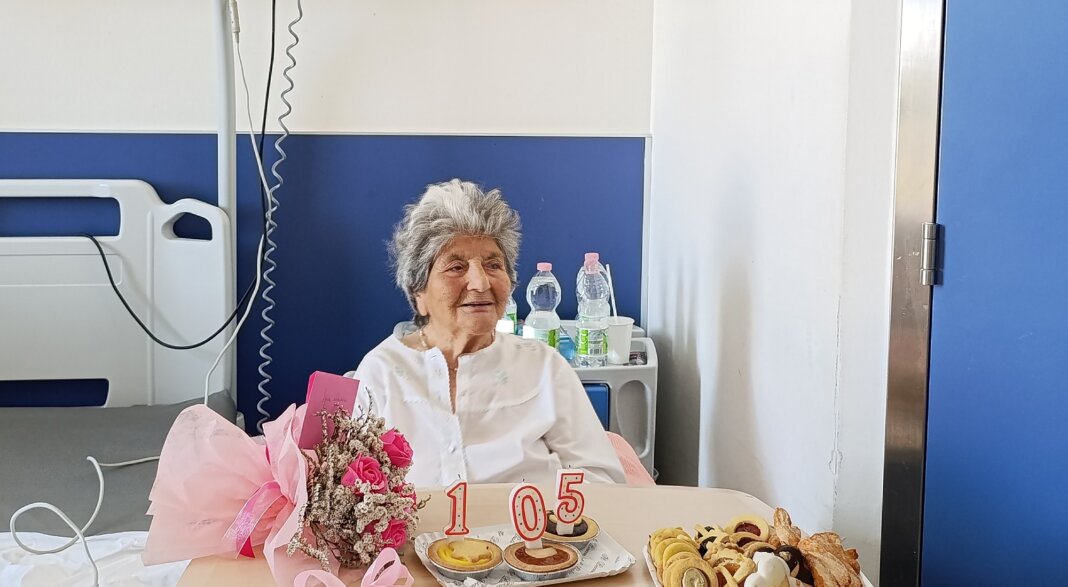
414, 291, 428, 317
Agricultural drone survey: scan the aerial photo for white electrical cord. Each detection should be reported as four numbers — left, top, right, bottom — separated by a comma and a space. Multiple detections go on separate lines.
9, 456, 160, 587
256, 0, 304, 433
203, 233, 265, 405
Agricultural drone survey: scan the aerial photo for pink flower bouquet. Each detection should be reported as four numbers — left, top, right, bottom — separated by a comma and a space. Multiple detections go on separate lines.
289, 407, 425, 569
142, 396, 422, 586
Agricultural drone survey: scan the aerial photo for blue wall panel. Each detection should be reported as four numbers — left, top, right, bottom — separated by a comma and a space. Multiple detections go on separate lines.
0, 133, 645, 424
923, 1, 1068, 584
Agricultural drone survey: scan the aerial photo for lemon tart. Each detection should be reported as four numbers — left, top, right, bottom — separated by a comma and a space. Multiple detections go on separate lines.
426, 537, 503, 580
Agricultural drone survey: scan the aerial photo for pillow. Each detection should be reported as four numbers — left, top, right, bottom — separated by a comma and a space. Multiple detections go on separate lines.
607, 431, 656, 485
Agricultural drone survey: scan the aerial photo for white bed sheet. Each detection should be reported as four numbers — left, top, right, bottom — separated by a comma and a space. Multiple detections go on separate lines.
0, 531, 187, 586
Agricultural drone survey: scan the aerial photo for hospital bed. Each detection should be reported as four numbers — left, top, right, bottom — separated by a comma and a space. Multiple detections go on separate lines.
0, 180, 237, 583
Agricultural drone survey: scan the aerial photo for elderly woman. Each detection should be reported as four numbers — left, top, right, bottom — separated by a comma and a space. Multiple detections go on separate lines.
351, 179, 625, 487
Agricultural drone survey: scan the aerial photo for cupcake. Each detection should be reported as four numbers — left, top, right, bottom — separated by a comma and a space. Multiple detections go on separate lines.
426, 537, 503, 581
503, 541, 581, 581
543, 510, 600, 548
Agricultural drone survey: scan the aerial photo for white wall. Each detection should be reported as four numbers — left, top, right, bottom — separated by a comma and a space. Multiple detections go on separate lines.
648, 1, 898, 583
835, 0, 899, 581
0, 0, 653, 135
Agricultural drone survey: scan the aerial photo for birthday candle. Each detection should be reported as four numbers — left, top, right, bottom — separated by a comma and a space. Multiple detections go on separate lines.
509, 484, 547, 550
444, 480, 469, 541
554, 469, 586, 536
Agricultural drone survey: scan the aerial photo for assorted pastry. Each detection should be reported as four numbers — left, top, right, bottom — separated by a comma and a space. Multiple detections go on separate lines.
647, 527, 719, 587
648, 508, 862, 587
425, 537, 504, 580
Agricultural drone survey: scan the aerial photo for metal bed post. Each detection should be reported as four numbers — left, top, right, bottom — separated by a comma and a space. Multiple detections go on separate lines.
213, 0, 239, 407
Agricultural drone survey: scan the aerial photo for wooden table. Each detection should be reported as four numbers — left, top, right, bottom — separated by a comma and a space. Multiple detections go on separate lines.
178, 483, 870, 586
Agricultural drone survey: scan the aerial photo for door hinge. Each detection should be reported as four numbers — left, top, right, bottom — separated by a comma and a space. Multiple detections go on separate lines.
920, 222, 942, 286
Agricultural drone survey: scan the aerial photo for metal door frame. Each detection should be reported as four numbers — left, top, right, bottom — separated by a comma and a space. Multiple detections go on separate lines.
880, 0, 945, 585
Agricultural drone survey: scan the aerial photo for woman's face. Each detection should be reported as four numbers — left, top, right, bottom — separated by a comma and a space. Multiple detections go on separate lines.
415, 235, 512, 336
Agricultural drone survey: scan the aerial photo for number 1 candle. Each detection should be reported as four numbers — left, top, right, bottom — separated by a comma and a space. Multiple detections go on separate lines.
444, 480, 469, 541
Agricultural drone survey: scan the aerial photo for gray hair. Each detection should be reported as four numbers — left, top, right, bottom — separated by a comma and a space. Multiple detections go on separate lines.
390, 179, 521, 326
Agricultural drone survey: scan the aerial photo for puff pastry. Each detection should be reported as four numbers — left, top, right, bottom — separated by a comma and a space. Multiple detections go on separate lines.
769, 508, 802, 548
798, 533, 861, 587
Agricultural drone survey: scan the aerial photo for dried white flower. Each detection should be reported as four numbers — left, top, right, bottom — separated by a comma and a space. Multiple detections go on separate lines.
288, 406, 426, 569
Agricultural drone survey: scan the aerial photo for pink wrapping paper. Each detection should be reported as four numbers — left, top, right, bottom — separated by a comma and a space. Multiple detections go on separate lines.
142, 404, 346, 586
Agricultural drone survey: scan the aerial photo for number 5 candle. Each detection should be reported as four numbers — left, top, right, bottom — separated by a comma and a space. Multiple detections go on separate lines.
554, 469, 586, 536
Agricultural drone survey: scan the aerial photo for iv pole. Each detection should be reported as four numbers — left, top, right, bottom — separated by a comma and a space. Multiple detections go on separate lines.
212, 0, 239, 409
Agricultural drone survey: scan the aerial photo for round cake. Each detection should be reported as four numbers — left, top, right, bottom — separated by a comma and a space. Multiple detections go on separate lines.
503, 541, 581, 580
543, 511, 600, 545
426, 537, 503, 579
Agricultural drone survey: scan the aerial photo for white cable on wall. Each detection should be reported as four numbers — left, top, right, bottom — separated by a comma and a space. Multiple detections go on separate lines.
256, 0, 304, 433
203, 0, 283, 407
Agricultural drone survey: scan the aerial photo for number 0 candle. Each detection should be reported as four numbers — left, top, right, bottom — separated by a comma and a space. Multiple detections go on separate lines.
509, 484, 547, 549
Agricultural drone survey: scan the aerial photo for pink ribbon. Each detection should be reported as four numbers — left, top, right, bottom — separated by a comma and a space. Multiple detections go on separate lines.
292, 548, 413, 587
292, 570, 348, 587
360, 548, 414, 587
222, 480, 285, 558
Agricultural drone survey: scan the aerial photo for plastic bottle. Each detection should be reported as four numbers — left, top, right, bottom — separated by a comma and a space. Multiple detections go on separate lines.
558, 329, 577, 364
575, 253, 610, 310
523, 262, 561, 348
575, 252, 610, 367
497, 294, 519, 335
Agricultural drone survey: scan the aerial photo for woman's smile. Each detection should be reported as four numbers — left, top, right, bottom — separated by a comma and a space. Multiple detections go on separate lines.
458, 299, 496, 312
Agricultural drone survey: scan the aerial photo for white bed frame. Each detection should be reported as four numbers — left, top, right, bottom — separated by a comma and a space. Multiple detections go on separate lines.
0, 180, 234, 407
0, 1, 240, 408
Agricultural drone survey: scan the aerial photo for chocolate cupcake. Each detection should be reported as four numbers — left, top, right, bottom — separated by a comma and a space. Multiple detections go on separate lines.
542, 510, 600, 549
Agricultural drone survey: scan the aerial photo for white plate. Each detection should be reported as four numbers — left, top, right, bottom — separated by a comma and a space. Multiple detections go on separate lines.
415, 524, 635, 587
643, 545, 664, 587
644, 545, 875, 587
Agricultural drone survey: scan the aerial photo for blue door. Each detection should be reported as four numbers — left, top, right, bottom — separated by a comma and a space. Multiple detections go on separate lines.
922, 1, 1068, 584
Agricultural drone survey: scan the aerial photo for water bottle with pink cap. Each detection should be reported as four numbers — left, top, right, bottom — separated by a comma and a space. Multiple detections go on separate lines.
523, 262, 562, 348
576, 252, 610, 367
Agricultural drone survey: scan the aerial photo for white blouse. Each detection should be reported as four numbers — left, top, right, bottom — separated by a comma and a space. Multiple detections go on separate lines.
348, 333, 626, 487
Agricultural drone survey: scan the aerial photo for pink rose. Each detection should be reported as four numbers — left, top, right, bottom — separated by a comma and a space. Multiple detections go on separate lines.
381, 429, 413, 468
381, 518, 408, 549
340, 456, 387, 493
